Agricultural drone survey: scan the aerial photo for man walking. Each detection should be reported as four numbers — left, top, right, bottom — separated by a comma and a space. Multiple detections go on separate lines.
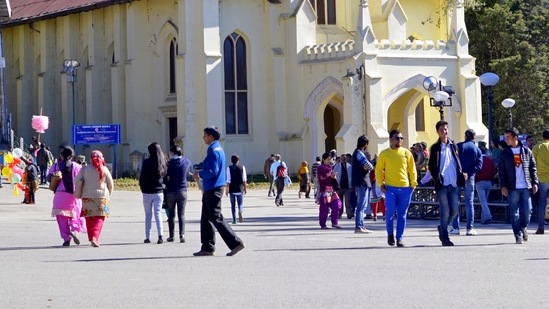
375, 130, 417, 247
311, 156, 321, 199
226, 154, 247, 224
264, 154, 275, 197
192, 126, 245, 256
533, 129, 549, 234
498, 128, 538, 244
36, 144, 52, 184
270, 154, 287, 206
429, 121, 466, 246
352, 135, 374, 234
450, 129, 482, 236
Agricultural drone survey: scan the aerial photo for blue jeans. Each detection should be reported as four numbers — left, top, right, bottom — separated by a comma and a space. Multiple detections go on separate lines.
143, 193, 164, 240
384, 186, 413, 240
355, 186, 370, 229
508, 189, 532, 237
436, 185, 459, 240
537, 182, 549, 229
453, 175, 475, 230
476, 180, 493, 222
229, 193, 243, 222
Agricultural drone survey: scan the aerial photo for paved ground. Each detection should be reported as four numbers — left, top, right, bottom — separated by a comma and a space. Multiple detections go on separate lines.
1, 180, 548, 308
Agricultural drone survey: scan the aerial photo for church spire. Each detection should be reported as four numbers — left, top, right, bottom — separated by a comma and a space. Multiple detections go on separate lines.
354, 0, 376, 52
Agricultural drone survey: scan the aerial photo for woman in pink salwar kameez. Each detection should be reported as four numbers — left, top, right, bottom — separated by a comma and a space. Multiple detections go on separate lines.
48, 147, 85, 246
317, 152, 342, 229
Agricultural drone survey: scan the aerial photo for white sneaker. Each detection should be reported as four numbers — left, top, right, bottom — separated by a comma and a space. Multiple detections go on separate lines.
466, 229, 477, 236
448, 227, 460, 235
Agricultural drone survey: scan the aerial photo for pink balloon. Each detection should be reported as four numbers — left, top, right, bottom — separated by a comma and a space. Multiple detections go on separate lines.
11, 166, 22, 175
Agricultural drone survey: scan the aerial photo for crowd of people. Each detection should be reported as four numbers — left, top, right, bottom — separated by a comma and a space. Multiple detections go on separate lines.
262, 121, 547, 247
5, 122, 547, 251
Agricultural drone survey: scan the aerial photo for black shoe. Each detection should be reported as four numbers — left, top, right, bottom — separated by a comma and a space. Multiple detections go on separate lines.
535, 229, 545, 235
157, 236, 163, 244
521, 228, 528, 242
193, 250, 215, 256
62, 240, 70, 247
167, 237, 174, 242
387, 235, 395, 246
437, 225, 443, 242
441, 239, 454, 246
365, 214, 372, 219
396, 240, 405, 248
180, 235, 185, 243
226, 243, 245, 256
144, 239, 151, 243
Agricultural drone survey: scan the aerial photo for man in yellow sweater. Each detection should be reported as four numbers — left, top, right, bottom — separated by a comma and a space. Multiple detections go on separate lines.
533, 129, 549, 234
375, 129, 418, 247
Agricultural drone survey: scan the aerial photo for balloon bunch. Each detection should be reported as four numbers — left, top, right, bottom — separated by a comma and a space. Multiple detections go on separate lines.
1, 148, 27, 197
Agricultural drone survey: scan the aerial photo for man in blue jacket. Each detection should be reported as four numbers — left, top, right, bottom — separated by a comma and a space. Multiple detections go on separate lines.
450, 129, 483, 236
192, 126, 245, 256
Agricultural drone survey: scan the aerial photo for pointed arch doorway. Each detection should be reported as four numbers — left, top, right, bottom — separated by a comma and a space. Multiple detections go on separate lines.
324, 103, 342, 152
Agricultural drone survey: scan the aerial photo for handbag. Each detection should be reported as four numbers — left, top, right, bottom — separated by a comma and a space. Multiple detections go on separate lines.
49, 164, 62, 192
331, 177, 340, 191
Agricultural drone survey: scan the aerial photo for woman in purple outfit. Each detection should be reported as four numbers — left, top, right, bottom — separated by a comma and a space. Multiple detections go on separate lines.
317, 152, 342, 229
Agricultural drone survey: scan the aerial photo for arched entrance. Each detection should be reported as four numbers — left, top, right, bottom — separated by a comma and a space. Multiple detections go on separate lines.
304, 76, 344, 158
324, 104, 342, 152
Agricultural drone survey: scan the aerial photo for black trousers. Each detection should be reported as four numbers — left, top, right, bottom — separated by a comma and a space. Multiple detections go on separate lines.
275, 178, 285, 205
200, 187, 242, 252
166, 191, 187, 237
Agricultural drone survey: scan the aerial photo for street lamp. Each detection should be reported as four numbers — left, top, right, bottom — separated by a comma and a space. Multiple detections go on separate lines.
423, 76, 455, 120
501, 98, 515, 128
479, 72, 499, 142
62, 59, 80, 130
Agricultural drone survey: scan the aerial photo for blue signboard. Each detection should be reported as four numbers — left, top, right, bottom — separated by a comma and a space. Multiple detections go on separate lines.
73, 124, 121, 145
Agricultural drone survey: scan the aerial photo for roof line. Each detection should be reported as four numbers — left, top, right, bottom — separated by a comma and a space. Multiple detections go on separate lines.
1, 0, 134, 28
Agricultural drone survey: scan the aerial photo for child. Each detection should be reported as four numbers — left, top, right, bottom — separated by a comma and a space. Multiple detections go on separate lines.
370, 170, 385, 221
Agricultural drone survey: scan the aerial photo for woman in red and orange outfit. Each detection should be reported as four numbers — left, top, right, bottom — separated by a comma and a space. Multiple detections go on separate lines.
75, 150, 114, 247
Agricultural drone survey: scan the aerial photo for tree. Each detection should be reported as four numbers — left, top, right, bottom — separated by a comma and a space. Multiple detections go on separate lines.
466, 0, 549, 139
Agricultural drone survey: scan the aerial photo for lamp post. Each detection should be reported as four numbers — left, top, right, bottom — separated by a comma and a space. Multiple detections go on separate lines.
62, 59, 80, 136
501, 98, 515, 128
423, 76, 455, 120
479, 72, 499, 142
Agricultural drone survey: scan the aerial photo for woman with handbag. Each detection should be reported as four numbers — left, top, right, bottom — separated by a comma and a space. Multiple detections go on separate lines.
74, 150, 114, 247
47, 147, 85, 247
317, 152, 342, 229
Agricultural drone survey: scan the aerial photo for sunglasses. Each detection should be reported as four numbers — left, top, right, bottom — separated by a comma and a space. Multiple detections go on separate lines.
393, 137, 404, 140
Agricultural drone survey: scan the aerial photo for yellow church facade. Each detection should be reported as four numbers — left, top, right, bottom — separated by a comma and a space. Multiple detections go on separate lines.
0, 0, 484, 174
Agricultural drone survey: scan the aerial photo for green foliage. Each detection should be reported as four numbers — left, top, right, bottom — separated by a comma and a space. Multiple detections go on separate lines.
466, 0, 549, 138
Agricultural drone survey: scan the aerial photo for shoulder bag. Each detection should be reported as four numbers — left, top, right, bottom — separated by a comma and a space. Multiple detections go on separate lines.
49, 164, 62, 192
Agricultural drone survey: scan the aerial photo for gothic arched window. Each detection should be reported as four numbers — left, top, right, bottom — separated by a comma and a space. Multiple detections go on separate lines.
169, 38, 178, 94
309, 0, 336, 25
223, 33, 249, 135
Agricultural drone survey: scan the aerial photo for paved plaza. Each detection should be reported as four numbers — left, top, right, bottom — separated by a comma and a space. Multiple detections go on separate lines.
1, 181, 548, 308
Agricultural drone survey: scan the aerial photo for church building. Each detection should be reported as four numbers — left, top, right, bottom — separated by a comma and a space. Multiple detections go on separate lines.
0, 0, 484, 174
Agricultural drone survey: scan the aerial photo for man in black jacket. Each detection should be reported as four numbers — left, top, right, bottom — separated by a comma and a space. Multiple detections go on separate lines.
226, 154, 247, 224
428, 121, 466, 246
498, 128, 539, 244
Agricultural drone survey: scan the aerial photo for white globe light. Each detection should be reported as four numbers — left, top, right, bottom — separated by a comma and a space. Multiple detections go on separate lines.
480, 72, 500, 87
433, 91, 450, 102
501, 98, 516, 108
